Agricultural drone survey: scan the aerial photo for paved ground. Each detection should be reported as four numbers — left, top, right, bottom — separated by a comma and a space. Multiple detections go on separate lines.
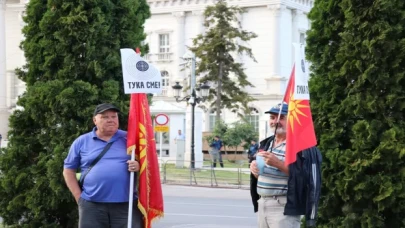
0, 185, 257, 227
153, 185, 257, 228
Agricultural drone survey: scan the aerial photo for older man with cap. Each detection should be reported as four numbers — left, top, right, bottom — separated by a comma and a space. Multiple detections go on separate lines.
63, 103, 143, 228
249, 103, 301, 228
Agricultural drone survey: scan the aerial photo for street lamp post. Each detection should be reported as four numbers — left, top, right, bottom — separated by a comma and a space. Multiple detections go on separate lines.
172, 53, 210, 169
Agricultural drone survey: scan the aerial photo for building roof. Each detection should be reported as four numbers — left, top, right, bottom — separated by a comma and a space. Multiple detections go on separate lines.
150, 100, 185, 114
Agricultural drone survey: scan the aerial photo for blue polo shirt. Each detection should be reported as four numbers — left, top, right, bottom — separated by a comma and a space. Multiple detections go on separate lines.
64, 128, 136, 203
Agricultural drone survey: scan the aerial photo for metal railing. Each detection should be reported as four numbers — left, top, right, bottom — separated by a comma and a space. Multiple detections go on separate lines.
157, 53, 173, 61
159, 159, 251, 189
160, 88, 168, 96
142, 54, 151, 61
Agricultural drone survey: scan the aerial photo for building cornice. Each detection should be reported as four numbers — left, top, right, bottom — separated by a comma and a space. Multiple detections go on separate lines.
5, 0, 313, 14
267, 4, 287, 17
0, 0, 6, 9
5, 2, 25, 11
147, 0, 313, 15
251, 93, 284, 100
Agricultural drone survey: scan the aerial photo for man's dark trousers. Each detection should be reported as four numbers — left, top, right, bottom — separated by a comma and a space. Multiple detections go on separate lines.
78, 198, 144, 228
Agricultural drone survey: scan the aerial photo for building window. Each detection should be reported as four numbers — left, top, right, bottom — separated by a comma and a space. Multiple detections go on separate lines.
161, 71, 169, 87
159, 34, 170, 53
300, 32, 306, 45
246, 107, 259, 132
155, 131, 170, 144
209, 109, 222, 131
157, 149, 169, 157
154, 120, 170, 144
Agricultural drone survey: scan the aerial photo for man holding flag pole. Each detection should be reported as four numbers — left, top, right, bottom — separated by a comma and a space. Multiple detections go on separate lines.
63, 45, 163, 228
63, 47, 164, 228
249, 44, 322, 228
63, 103, 145, 228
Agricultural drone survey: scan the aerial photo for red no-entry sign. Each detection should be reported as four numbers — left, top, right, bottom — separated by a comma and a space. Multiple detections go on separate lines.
155, 113, 169, 125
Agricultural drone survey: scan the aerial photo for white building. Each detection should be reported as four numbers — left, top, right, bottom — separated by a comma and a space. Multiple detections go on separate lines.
0, 0, 313, 164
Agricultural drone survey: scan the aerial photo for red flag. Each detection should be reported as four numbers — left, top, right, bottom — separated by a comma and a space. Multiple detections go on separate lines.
127, 93, 164, 228
283, 45, 317, 165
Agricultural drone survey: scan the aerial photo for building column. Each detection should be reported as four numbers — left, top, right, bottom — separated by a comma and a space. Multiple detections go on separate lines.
15, 9, 26, 107
172, 12, 185, 81
0, 0, 7, 108
0, 0, 10, 140
266, 4, 284, 77
278, 6, 293, 77
184, 106, 203, 169
265, 4, 289, 95
192, 10, 205, 38
6, 70, 14, 107
292, 10, 304, 46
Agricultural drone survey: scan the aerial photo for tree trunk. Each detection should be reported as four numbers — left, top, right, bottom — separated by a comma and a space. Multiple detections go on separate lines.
216, 57, 223, 122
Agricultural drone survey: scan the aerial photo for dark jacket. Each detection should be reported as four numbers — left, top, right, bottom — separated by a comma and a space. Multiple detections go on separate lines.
249, 136, 274, 213
248, 143, 259, 156
210, 140, 223, 150
285, 146, 322, 227
250, 136, 322, 227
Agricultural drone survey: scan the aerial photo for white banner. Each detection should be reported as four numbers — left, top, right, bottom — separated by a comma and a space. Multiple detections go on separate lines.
120, 48, 162, 94
293, 43, 310, 100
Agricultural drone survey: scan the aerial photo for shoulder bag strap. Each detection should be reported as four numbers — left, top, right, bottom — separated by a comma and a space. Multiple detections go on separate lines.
79, 141, 114, 188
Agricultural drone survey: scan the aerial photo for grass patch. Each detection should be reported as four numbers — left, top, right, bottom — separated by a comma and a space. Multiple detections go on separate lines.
161, 161, 251, 186
202, 160, 249, 168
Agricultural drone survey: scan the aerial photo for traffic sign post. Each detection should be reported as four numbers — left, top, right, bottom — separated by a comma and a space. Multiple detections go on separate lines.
154, 114, 169, 168
154, 126, 169, 132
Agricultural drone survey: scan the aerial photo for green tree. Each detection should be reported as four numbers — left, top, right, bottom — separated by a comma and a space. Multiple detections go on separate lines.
205, 120, 228, 144
0, 0, 150, 226
306, 0, 405, 227
189, 0, 257, 121
223, 121, 258, 161
205, 120, 257, 162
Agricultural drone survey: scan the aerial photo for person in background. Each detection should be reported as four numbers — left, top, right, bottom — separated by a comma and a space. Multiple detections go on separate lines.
209, 135, 224, 168
248, 139, 259, 160
174, 129, 185, 144
63, 103, 143, 228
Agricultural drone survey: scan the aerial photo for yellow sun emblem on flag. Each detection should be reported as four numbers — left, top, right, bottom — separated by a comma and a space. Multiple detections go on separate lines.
288, 98, 309, 132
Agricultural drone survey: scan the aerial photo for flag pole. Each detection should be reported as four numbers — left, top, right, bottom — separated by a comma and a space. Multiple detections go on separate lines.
127, 47, 141, 228
127, 147, 136, 228
268, 43, 304, 157
268, 70, 292, 152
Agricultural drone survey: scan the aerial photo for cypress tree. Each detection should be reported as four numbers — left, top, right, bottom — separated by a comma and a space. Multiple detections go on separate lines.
0, 0, 150, 226
306, 0, 405, 227
189, 0, 257, 120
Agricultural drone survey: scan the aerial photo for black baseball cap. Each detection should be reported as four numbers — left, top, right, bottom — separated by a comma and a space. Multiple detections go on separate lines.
93, 103, 120, 116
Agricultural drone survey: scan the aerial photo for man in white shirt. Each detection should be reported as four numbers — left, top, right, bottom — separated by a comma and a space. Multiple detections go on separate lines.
174, 129, 185, 143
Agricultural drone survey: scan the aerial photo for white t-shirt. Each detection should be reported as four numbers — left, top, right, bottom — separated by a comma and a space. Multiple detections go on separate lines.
175, 134, 185, 140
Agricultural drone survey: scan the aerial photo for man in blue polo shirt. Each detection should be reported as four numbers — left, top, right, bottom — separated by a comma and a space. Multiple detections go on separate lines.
63, 103, 143, 228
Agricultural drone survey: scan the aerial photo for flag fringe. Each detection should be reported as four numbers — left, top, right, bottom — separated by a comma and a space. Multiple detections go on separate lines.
137, 201, 148, 228
150, 208, 165, 219
137, 141, 164, 228
127, 145, 136, 155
